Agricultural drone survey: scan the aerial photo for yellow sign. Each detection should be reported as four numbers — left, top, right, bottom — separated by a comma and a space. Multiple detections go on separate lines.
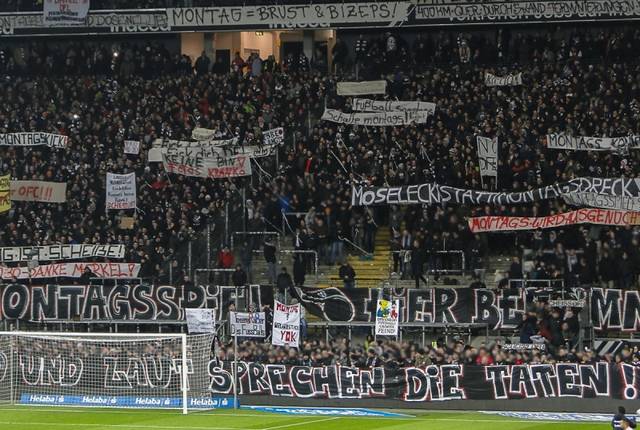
0, 175, 10, 213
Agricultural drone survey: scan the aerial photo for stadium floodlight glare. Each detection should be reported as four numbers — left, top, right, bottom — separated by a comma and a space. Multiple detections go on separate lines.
0, 332, 217, 414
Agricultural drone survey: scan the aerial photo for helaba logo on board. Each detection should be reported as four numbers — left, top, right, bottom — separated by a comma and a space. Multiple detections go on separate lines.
81, 396, 116, 405
134, 397, 173, 406
28, 394, 58, 404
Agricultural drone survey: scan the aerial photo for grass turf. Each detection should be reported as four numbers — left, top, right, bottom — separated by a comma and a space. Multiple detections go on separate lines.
0, 407, 607, 430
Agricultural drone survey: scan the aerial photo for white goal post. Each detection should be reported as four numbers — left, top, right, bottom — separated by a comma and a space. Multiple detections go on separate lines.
0, 331, 224, 414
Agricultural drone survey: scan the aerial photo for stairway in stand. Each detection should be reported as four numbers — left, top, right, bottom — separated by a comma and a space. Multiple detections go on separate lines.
320, 228, 392, 288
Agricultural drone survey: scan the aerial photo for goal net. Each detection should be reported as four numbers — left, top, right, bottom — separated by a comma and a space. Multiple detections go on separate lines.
0, 332, 224, 414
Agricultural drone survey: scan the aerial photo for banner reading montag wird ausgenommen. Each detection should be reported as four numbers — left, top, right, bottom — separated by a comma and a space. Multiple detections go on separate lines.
0, 285, 637, 332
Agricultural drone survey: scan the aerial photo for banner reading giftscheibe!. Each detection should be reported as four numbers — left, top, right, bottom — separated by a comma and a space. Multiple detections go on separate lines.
351, 178, 640, 206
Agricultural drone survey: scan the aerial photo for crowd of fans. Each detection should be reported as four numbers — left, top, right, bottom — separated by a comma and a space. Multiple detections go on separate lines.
0, 25, 639, 293
218, 335, 638, 368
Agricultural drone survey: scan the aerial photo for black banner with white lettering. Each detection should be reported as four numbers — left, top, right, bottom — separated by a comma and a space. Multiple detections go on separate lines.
351, 177, 640, 206
0, 284, 634, 333
210, 361, 640, 401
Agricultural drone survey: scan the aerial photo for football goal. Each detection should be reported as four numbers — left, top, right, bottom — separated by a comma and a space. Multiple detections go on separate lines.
0, 331, 222, 414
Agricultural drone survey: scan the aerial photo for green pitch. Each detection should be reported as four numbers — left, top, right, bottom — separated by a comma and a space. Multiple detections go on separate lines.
0, 407, 607, 429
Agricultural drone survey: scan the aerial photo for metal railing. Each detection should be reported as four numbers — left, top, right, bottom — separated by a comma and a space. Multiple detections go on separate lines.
281, 211, 308, 236
230, 231, 280, 250
339, 235, 373, 258
280, 249, 319, 281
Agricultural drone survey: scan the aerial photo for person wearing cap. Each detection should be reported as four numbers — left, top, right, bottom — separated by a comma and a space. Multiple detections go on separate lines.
612, 406, 637, 430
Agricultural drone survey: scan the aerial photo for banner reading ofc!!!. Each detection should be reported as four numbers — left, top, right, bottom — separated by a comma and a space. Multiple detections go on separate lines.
351, 177, 640, 206
375, 299, 399, 336
337, 80, 387, 96
352, 98, 436, 114
547, 134, 640, 152
43, 0, 90, 25
106, 173, 136, 210
321, 109, 429, 126
476, 136, 498, 177
0, 262, 140, 280
230, 312, 266, 338
0, 132, 68, 148
272, 301, 300, 347
468, 208, 640, 233
485, 72, 522, 87
0, 244, 125, 263
10, 181, 66, 203
162, 153, 252, 178
0, 175, 9, 213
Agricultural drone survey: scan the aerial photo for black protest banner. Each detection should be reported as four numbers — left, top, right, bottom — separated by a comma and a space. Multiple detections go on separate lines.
591, 288, 640, 332
351, 177, 640, 206
210, 361, 640, 401
0, 284, 271, 321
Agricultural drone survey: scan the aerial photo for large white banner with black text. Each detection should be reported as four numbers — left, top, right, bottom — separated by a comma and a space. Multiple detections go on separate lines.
0, 244, 125, 263
547, 134, 640, 152
322, 109, 429, 126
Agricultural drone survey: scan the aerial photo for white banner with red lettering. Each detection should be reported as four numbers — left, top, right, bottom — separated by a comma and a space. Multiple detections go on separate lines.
10, 181, 66, 203
162, 153, 252, 178
468, 208, 640, 233
0, 262, 140, 280
106, 172, 136, 210
43, 0, 90, 25
272, 300, 300, 348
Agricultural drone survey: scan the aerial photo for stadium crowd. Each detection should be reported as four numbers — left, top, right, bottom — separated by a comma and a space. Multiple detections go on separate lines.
0, 26, 639, 291
219, 335, 638, 368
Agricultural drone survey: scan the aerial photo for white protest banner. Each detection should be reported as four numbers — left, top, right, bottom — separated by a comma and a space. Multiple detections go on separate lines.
43, 0, 90, 25
185, 308, 216, 334
485, 72, 522, 87
230, 312, 266, 338
157, 144, 275, 167
337, 80, 387, 96
169, 3, 411, 29
375, 299, 399, 336
192, 127, 221, 141
547, 134, 640, 152
272, 300, 300, 347
321, 109, 429, 126
10, 181, 66, 203
476, 136, 498, 177
0, 244, 125, 263
0, 132, 68, 148
263, 127, 285, 146
352, 98, 436, 114
468, 208, 640, 233
162, 153, 252, 179
0, 262, 140, 280
124, 140, 140, 155
563, 192, 640, 211
149, 137, 240, 161
106, 172, 136, 210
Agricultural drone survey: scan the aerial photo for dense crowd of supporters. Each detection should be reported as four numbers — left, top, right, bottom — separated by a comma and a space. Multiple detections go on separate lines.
0, 26, 639, 291
217, 336, 638, 367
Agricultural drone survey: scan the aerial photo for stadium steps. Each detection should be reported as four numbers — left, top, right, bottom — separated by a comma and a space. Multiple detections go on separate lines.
484, 256, 513, 288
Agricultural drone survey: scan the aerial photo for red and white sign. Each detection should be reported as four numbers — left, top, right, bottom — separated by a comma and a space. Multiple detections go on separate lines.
272, 300, 300, 348
106, 172, 136, 210
0, 262, 140, 280
468, 208, 640, 233
10, 181, 66, 203
162, 153, 252, 179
